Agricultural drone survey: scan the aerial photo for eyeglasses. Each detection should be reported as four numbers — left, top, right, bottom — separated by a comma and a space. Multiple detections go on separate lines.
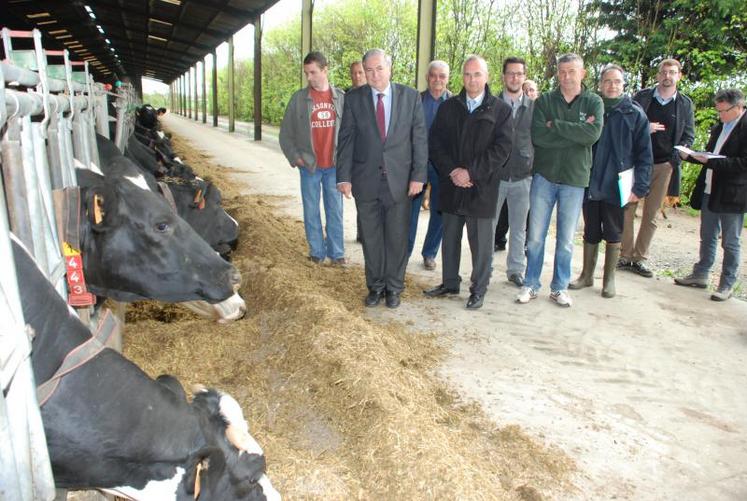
504, 71, 525, 77
716, 104, 737, 114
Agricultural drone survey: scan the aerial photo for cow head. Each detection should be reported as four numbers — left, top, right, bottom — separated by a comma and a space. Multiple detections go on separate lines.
163, 177, 239, 257
183, 387, 280, 501
137, 104, 159, 130
76, 168, 238, 303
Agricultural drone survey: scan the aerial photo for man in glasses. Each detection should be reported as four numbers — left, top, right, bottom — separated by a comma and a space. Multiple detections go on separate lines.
620, 58, 695, 278
675, 89, 747, 301
494, 57, 534, 288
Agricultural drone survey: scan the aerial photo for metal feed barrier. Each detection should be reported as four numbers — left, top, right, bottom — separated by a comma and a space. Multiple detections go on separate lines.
0, 27, 137, 500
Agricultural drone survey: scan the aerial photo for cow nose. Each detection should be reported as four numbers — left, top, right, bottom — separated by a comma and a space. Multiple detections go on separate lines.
230, 268, 242, 290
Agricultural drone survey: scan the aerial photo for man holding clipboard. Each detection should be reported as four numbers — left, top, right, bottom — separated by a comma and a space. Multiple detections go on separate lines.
675, 89, 747, 301
570, 64, 652, 298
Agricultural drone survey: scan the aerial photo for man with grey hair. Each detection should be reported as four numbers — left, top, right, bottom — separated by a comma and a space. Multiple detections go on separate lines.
675, 88, 746, 301
424, 55, 513, 309
570, 64, 652, 298
516, 53, 604, 307
337, 48, 428, 308
408, 60, 452, 270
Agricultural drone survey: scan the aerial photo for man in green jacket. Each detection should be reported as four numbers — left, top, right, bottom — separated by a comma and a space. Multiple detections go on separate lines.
516, 53, 604, 307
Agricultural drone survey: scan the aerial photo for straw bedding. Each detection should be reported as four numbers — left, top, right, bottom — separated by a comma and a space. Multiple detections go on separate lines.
122, 133, 576, 500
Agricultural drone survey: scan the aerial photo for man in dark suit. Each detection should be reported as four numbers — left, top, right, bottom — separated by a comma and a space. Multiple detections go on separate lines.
337, 49, 428, 308
423, 55, 513, 309
675, 88, 747, 301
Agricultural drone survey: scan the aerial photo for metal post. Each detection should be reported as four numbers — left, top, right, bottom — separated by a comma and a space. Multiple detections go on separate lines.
212, 49, 218, 127
187, 69, 192, 119
254, 16, 262, 141
193, 64, 198, 121
301, 0, 313, 86
415, 0, 437, 91
228, 35, 235, 133
201, 59, 207, 123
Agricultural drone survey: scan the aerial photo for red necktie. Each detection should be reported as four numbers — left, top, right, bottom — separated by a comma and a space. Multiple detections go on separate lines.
376, 93, 386, 142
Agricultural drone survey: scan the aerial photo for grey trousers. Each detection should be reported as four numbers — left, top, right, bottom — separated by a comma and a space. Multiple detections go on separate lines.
356, 176, 411, 294
441, 212, 497, 296
495, 177, 531, 278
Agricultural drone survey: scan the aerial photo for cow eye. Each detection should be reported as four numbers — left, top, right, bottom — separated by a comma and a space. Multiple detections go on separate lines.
155, 222, 170, 233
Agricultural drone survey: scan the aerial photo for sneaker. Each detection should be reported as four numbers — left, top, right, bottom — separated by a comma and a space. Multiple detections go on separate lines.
711, 287, 733, 301
630, 260, 654, 278
508, 273, 524, 287
516, 286, 537, 304
423, 256, 437, 270
331, 257, 349, 266
550, 290, 573, 307
674, 274, 708, 288
309, 256, 324, 264
617, 257, 632, 270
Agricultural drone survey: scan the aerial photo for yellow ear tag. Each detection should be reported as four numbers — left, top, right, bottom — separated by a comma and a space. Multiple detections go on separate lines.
93, 194, 104, 224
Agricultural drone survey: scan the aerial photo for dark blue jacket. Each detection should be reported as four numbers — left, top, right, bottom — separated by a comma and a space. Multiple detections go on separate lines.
588, 95, 653, 204
634, 87, 695, 196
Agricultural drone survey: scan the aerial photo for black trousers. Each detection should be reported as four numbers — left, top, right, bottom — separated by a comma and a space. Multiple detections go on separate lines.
356, 176, 411, 294
582, 199, 624, 244
442, 212, 496, 296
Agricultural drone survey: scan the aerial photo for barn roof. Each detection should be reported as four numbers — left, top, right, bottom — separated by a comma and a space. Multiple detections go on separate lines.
0, 0, 279, 85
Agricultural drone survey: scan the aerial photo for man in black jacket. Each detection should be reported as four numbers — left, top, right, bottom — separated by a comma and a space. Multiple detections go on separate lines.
621, 58, 695, 277
423, 55, 513, 309
675, 89, 747, 301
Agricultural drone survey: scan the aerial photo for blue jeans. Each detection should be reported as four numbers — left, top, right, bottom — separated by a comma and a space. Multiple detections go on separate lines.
692, 194, 744, 290
524, 173, 585, 292
299, 166, 344, 260
408, 164, 443, 259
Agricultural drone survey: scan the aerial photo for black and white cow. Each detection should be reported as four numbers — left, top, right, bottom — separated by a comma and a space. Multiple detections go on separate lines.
12, 236, 279, 500
97, 134, 240, 256
76, 167, 238, 303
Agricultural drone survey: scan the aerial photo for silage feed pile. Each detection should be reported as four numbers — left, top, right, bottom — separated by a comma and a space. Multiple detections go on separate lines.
123, 133, 575, 500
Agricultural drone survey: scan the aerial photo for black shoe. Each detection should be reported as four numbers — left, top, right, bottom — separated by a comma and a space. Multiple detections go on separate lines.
385, 291, 401, 308
423, 284, 460, 297
466, 293, 484, 309
494, 242, 506, 252
508, 274, 524, 287
365, 290, 384, 307
631, 260, 654, 278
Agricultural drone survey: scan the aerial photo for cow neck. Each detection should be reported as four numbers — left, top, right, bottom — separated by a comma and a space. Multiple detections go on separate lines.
36, 308, 121, 406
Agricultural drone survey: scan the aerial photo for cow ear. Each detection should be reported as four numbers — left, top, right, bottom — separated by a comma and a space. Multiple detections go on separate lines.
85, 188, 108, 230
184, 447, 224, 497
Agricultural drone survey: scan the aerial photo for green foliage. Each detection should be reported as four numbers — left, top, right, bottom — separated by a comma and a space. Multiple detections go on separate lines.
142, 92, 169, 109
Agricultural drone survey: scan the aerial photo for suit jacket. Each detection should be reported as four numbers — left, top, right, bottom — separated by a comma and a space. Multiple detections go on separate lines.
336, 83, 428, 202
690, 111, 747, 214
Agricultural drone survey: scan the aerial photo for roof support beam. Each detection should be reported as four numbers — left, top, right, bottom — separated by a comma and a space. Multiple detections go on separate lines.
201, 58, 206, 123
300, 0, 312, 86
253, 16, 262, 141
193, 64, 198, 121
211, 49, 218, 127
415, 0, 437, 91
227, 34, 235, 133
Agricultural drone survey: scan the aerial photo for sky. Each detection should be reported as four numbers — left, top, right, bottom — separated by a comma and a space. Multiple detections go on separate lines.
142, 0, 300, 94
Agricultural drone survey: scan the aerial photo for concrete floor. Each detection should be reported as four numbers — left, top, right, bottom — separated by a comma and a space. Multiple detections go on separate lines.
162, 112, 747, 501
